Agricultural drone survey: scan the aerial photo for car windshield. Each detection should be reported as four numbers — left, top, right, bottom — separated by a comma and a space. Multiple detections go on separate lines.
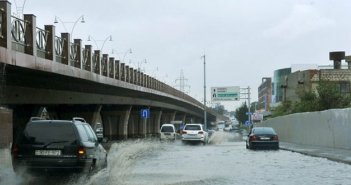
161, 126, 174, 132
184, 125, 201, 130
20, 121, 76, 145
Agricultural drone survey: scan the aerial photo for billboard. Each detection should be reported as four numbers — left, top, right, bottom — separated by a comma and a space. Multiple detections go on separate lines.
211, 86, 240, 101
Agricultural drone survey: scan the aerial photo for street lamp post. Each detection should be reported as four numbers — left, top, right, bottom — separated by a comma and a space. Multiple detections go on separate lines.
87, 35, 113, 51
134, 59, 147, 72
54, 15, 85, 40
112, 48, 132, 63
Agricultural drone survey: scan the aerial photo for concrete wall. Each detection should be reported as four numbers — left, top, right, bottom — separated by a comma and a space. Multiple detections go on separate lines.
261, 108, 351, 149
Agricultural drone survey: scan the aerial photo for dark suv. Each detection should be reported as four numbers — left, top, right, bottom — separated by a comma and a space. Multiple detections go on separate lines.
11, 117, 107, 174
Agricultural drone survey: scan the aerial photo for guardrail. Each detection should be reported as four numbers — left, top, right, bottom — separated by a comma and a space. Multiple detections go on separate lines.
0, 0, 203, 108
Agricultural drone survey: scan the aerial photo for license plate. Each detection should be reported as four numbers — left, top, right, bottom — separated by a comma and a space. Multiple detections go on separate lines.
35, 150, 61, 156
260, 137, 270, 140
164, 133, 171, 135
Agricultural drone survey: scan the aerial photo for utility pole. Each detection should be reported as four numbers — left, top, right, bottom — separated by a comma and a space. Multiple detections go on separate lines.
202, 55, 207, 130
240, 86, 252, 128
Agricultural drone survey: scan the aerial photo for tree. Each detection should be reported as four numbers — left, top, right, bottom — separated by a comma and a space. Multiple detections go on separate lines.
234, 102, 248, 125
316, 81, 351, 110
272, 101, 292, 117
293, 90, 318, 113
213, 104, 225, 115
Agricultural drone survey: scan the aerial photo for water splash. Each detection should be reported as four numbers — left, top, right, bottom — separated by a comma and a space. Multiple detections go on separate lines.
208, 131, 242, 144
0, 148, 25, 185
78, 139, 161, 185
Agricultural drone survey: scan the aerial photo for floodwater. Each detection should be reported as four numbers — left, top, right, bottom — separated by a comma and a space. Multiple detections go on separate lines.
1, 132, 351, 185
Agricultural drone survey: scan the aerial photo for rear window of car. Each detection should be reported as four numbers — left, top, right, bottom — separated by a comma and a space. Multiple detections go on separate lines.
20, 121, 77, 145
184, 125, 201, 130
161, 126, 174, 132
253, 128, 276, 135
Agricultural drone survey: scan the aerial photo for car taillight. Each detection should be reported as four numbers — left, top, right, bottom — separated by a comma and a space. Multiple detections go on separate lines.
272, 135, 279, 141
250, 135, 257, 141
78, 146, 86, 157
198, 131, 204, 134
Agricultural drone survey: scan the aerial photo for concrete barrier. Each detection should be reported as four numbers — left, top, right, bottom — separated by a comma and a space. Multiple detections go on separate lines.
261, 108, 351, 149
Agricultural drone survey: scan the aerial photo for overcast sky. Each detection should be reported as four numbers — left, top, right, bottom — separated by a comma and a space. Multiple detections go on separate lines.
14, 0, 351, 111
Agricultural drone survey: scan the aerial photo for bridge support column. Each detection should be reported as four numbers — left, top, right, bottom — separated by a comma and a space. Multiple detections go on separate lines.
185, 116, 193, 123
151, 110, 162, 136
118, 106, 132, 140
91, 105, 103, 130
101, 105, 132, 140
161, 111, 176, 124
175, 112, 186, 123
0, 107, 12, 148
129, 110, 147, 138
139, 118, 147, 138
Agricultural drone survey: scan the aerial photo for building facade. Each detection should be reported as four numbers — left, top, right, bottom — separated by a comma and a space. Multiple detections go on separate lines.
258, 77, 272, 111
272, 68, 291, 105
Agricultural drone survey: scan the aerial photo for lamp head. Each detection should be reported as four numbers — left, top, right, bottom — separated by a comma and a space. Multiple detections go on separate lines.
80, 16, 85, 23
54, 16, 58, 24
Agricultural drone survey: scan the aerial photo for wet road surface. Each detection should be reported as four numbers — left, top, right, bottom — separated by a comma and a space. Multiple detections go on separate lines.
2, 132, 351, 185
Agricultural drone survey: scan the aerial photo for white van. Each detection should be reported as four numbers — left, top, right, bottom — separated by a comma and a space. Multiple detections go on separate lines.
160, 124, 176, 141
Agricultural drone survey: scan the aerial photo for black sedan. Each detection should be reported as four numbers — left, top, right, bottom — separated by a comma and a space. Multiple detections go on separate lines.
246, 127, 279, 150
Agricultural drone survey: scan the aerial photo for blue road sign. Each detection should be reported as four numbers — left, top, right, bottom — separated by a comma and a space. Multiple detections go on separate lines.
246, 112, 253, 115
244, 120, 252, 126
141, 109, 150, 119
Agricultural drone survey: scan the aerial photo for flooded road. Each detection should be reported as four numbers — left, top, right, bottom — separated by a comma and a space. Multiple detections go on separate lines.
2, 132, 351, 185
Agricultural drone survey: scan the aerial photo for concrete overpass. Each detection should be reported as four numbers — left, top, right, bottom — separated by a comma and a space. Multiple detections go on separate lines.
0, 0, 221, 146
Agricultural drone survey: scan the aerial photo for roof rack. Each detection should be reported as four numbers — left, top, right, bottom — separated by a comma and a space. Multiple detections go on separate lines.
29, 117, 45, 121
73, 117, 86, 122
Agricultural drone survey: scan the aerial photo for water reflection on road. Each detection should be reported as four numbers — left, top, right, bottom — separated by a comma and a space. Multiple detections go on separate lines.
2, 131, 351, 185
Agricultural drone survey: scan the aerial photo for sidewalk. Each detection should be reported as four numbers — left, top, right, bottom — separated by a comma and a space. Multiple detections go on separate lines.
280, 142, 351, 165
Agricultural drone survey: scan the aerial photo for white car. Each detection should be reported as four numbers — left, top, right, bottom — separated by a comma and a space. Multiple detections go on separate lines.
181, 124, 208, 144
160, 124, 176, 141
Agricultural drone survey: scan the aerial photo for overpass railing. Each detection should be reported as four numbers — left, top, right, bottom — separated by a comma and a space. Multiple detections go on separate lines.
0, 0, 204, 108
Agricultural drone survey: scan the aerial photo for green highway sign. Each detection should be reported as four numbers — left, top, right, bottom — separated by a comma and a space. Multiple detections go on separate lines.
211, 86, 240, 101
